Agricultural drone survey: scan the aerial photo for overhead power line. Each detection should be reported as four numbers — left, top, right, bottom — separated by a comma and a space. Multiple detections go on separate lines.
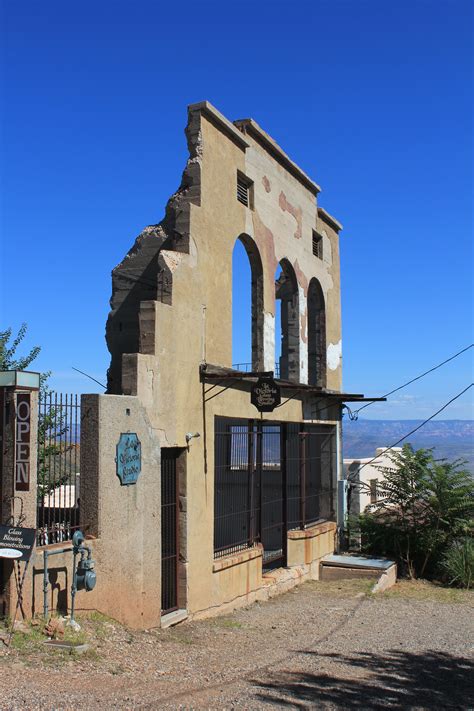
354, 382, 473, 474
353, 343, 473, 417
287, 343, 473, 421
72, 367, 107, 390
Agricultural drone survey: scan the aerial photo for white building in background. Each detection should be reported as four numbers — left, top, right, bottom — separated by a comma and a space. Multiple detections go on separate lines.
344, 447, 402, 517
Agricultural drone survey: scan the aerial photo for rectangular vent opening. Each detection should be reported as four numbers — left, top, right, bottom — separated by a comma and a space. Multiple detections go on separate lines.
237, 172, 253, 208
312, 231, 323, 259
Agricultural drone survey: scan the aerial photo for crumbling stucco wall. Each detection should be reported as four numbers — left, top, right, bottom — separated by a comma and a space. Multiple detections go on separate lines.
107, 102, 343, 406
105, 102, 344, 616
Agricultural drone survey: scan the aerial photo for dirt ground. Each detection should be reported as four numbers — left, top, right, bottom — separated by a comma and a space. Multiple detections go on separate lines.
0, 578, 473, 710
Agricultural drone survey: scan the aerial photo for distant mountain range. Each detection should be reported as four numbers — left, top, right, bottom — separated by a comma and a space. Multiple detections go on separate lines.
343, 420, 474, 472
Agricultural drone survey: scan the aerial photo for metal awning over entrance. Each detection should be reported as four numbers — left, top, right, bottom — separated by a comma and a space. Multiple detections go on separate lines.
200, 363, 386, 405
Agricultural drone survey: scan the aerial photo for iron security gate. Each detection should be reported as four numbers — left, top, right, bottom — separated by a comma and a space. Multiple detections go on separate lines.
214, 419, 286, 569
161, 448, 179, 615
214, 417, 337, 567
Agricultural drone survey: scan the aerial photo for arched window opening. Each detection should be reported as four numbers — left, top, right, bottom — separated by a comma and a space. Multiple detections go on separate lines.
232, 235, 264, 371
308, 278, 326, 387
275, 259, 300, 382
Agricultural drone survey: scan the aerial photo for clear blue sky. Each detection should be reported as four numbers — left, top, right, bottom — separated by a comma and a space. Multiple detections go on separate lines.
1, 0, 472, 419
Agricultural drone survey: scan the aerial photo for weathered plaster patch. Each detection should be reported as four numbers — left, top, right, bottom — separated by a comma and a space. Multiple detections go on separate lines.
293, 259, 309, 297
327, 340, 342, 371
321, 230, 332, 267
299, 284, 308, 384
263, 312, 275, 372
245, 209, 255, 242
300, 308, 307, 344
188, 236, 198, 268
279, 191, 302, 240
154, 427, 171, 448
136, 359, 157, 415
251, 210, 279, 288
160, 250, 184, 273
146, 363, 155, 392
262, 175, 271, 193
194, 128, 204, 158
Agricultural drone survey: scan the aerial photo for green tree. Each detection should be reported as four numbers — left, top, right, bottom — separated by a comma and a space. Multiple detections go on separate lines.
442, 537, 473, 589
0, 323, 41, 372
359, 444, 474, 582
0, 323, 50, 393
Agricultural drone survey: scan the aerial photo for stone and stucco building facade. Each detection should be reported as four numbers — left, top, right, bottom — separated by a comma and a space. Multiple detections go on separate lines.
103, 101, 360, 622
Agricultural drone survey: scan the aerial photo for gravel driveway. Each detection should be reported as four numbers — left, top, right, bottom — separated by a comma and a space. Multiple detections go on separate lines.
1, 579, 473, 710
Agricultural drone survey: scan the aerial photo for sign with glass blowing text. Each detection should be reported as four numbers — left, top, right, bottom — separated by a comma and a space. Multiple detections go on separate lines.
116, 433, 142, 485
0, 525, 36, 561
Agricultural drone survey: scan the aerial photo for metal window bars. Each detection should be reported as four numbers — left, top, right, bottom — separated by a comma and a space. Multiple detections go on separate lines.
213, 417, 336, 561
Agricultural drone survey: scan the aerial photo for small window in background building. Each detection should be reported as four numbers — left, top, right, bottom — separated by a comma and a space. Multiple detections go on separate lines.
312, 231, 323, 259
237, 172, 254, 209
370, 479, 378, 504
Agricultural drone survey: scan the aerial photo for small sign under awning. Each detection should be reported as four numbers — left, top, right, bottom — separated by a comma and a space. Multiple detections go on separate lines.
251, 377, 281, 413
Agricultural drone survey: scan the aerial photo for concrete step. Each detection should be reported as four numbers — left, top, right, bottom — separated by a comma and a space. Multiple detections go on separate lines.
320, 554, 397, 592
161, 609, 188, 629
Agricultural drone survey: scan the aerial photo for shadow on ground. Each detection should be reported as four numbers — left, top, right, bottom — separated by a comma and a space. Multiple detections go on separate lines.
253, 649, 474, 709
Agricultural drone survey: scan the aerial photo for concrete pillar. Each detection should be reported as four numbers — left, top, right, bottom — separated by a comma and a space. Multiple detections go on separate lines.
79, 394, 162, 628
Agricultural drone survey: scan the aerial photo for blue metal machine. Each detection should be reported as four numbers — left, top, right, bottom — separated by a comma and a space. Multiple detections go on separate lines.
43, 529, 96, 625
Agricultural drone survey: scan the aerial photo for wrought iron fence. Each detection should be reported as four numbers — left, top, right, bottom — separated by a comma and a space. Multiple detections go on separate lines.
36, 393, 81, 546
287, 423, 337, 529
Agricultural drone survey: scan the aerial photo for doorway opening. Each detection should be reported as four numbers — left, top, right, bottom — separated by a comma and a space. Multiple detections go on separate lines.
161, 448, 187, 616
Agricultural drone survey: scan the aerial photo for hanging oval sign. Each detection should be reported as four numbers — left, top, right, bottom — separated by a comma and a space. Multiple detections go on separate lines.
116, 433, 142, 486
251, 377, 281, 413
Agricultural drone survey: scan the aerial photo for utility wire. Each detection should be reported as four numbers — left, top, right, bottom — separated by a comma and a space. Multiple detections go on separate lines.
309, 343, 472, 421
354, 382, 473, 474
72, 366, 107, 390
353, 343, 473, 417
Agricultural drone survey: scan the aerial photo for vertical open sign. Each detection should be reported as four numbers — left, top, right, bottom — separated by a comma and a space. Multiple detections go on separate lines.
15, 393, 31, 491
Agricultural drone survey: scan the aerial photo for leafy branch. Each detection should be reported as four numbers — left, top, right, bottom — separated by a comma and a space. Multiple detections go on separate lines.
358, 444, 474, 583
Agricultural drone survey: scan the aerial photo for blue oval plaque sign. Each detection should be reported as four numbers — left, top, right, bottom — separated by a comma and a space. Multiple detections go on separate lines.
116, 433, 141, 486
